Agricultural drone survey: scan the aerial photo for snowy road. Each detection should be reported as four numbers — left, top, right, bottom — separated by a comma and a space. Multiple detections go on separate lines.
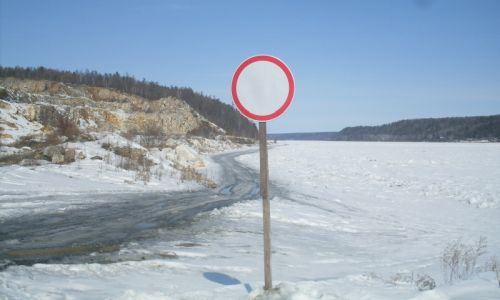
0, 148, 264, 266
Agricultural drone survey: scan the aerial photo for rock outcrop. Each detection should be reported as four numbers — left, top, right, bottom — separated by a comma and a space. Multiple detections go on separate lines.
43, 145, 65, 160
0, 78, 225, 144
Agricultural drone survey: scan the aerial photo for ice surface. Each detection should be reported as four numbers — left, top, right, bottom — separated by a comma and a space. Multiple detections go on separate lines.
1, 141, 499, 299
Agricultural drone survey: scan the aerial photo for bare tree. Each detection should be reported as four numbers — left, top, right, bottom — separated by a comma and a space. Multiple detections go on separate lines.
441, 237, 488, 284
140, 122, 164, 149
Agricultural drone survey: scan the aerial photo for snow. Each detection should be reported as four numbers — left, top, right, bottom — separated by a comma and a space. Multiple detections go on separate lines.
1, 141, 500, 299
174, 144, 205, 167
0, 146, 20, 157
237, 141, 500, 209
0, 134, 196, 192
0, 102, 247, 219
0, 133, 228, 221
0, 100, 43, 145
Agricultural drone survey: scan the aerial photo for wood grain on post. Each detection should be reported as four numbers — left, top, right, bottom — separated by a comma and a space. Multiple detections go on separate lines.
259, 121, 272, 290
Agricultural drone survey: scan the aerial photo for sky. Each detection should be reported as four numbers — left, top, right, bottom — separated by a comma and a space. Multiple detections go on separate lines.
1, 0, 499, 133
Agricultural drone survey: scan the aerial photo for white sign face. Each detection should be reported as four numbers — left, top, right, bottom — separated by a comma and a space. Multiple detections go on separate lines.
236, 61, 289, 116
231, 55, 294, 121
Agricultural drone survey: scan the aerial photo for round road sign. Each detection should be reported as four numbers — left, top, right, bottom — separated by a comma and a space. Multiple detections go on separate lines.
231, 55, 294, 121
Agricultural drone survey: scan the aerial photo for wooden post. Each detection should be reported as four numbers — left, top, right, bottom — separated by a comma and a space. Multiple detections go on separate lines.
259, 121, 272, 290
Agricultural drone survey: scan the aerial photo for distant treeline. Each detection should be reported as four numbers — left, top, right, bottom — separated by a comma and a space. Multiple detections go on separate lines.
268, 132, 339, 141
0, 66, 257, 138
269, 115, 500, 142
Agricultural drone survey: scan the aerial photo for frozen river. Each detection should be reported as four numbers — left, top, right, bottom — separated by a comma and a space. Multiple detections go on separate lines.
1, 142, 499, 299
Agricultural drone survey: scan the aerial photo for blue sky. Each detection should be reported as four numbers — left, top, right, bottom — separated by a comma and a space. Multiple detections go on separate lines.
1, 0, 499, 133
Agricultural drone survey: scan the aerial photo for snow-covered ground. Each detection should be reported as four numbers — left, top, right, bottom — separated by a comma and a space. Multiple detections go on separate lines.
0, 132, 241, 220
0, 137, 183, 221
1, 141, 499, 299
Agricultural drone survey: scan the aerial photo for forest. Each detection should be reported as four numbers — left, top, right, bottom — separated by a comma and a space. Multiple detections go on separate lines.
337, 115, 500, 141
269, 115, 500, 142
0, 66, 258, 139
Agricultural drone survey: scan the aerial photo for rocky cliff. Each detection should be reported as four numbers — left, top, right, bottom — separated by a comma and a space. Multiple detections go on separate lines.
0, 77, 224, 144
0, 66, 258, 138
0, 78, 254, 189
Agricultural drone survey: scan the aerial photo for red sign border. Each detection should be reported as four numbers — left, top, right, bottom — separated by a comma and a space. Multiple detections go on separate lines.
231, 55, 295, 122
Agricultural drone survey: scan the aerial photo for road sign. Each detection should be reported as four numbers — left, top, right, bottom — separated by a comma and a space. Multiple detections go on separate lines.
231, 55, 294, 121
231, 55, 294, 291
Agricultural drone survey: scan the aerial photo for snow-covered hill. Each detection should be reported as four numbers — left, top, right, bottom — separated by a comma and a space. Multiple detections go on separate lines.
0, 78, 254, 192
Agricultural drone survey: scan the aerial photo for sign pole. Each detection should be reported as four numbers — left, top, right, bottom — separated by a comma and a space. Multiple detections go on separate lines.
231, 55, 294, 291
259, 121, 272, 290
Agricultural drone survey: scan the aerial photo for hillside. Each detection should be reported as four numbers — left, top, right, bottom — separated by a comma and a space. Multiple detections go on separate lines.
0, 66, 258, 139
0, 77, 254, 190
0, 77, 225, 142
269, 115, 500, 142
